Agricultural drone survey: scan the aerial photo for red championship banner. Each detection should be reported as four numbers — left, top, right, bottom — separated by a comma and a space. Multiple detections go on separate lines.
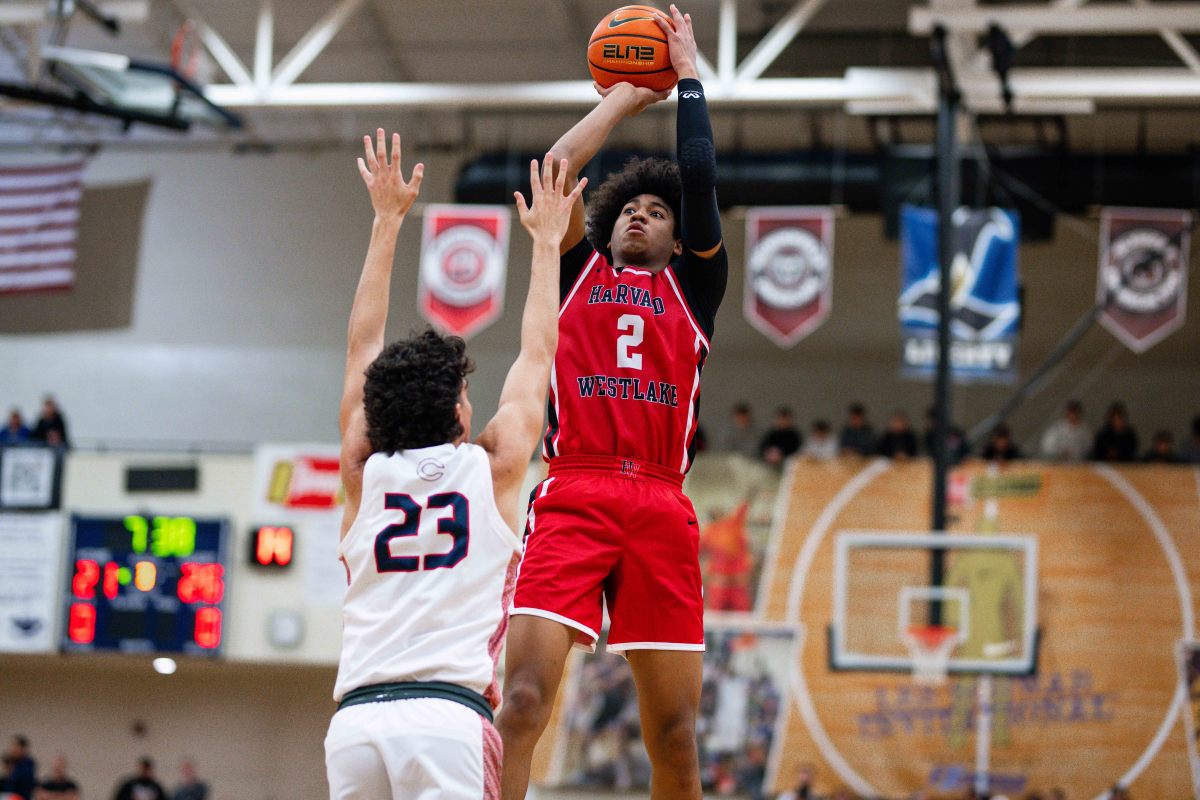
1097, 207, 1191, 353
744, 207, 834, 347
419, 204, 511, 338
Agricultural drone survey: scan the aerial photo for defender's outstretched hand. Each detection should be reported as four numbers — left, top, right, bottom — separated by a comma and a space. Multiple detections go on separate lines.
357, 129, 424, 220
515, 157, 588, 246
656, 4, 700, 81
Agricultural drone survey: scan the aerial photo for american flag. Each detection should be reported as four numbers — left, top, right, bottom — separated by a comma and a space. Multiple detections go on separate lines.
0, 161, 86, 294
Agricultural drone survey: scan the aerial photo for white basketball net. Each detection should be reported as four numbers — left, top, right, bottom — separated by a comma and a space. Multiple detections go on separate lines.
903, 626, 959, 685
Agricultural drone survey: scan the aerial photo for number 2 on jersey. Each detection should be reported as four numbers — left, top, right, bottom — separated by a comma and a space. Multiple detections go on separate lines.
374, 492, 470, 573
616, 313, 644, 370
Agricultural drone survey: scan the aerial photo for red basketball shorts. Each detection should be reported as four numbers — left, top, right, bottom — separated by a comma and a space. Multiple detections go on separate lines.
510, 455, 705, 655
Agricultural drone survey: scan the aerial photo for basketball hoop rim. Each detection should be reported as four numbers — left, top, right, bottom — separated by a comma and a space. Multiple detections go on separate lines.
905, 623, 960, 650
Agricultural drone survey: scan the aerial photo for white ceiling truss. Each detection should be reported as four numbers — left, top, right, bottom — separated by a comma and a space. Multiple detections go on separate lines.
6, 0, 1200, 119
186, 0, 1200, 115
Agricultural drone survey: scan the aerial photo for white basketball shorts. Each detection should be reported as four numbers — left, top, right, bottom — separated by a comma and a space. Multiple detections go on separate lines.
324, 698, 501, 800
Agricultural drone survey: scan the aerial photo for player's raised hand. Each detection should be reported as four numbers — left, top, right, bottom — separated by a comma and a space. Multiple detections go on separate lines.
357, 129, 424, 221
656, 4, 700, 81
514, 156, 587, 245
594, 81, 671, 117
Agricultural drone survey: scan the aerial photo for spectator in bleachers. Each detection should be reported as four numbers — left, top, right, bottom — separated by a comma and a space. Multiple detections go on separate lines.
718, 403, 759, 458
0, 410, 31, 445
1142, 430, 1178, 463
982, 424, 1023, 462
1180, 415, 1200, 464
774, 764, 816, 800
921, 406, 968, 464
112, 757, 167, 800
34, 755, 78, 800
32, 397, 69, 449
800, 420, 838, 461
1039, 400, 1090, 462
759, 407, 802, 466
1091, 402, 1139, 462
838, 403, 875, 456
171, 759, 207, 800
1, 736, 36, 800
876, 410, 918, 460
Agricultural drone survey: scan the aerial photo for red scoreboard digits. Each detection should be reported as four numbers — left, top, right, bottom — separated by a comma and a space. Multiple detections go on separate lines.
250, 525, 295, 568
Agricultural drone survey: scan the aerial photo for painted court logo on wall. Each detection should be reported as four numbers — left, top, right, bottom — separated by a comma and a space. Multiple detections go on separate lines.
420, 204, 511, 338
744, 207, 834, 347
1098, 207, 1191, 353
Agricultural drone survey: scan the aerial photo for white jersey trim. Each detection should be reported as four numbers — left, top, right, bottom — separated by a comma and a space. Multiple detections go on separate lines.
662, 266, 712, 352
679, 335, 703, 473
471, 445, 523, 554
606, 641, 706, 653
509, 607, 599, 645
559, 249, 599, 318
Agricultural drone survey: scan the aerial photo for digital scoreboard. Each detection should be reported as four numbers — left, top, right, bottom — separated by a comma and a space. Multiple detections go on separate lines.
63, 514, 229, 655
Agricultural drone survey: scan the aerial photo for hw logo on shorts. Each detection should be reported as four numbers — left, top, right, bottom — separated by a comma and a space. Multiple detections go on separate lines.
620, 460, 640, 478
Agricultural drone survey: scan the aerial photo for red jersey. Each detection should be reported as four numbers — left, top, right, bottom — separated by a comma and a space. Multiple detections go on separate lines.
544, 239, 728, 474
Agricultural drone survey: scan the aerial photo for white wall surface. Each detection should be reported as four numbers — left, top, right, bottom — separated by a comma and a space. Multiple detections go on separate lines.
60, 451, 344, 664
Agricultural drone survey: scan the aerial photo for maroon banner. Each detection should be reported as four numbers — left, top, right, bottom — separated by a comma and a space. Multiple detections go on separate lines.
744, 207, 834, 347
419, 204, 511, 338
1097, 207, 1191, 353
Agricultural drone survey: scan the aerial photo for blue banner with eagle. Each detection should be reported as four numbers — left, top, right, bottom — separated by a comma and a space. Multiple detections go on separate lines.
898, 204, 1021, 383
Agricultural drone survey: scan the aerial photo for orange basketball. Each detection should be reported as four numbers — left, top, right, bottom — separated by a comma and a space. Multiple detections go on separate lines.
588, 5, 678, 92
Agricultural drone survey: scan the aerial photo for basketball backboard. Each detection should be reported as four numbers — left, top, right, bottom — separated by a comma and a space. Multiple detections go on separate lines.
829, 531, 1039, 675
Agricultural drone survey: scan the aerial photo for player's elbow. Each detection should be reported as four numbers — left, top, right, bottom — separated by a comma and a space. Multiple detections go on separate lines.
546, 147, 578, 180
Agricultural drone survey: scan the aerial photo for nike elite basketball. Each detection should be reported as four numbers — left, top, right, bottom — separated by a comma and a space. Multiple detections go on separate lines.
588, 5, 678, 92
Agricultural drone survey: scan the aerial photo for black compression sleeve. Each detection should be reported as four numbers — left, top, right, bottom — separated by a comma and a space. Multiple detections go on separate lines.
676, 78, 721, 254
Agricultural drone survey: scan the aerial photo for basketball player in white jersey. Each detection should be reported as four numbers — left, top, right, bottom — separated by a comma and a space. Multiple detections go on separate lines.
324, 130, 586, 799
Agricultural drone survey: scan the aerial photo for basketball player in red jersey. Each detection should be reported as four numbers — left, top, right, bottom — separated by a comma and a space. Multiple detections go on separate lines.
496, 6, 724, 799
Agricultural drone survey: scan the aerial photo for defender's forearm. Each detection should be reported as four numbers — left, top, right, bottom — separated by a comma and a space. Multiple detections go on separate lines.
519, 240, 561, 364
347, 215, 402, 353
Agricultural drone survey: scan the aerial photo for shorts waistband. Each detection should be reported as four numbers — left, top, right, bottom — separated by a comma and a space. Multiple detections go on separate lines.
336, 681, 493, 722
548, 455, 684, 487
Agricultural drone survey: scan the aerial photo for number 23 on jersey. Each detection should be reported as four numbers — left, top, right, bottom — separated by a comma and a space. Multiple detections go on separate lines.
374, 492, 470, 573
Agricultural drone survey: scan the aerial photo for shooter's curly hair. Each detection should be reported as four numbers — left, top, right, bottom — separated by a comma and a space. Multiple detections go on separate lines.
586, 156, 682, 260
363, 327, 474, 453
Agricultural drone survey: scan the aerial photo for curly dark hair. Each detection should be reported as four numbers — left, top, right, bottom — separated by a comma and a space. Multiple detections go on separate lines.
363, 327, 474, 453
586, 156, 682, 260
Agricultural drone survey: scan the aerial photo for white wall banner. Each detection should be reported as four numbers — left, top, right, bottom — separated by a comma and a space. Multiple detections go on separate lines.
0, 512, 64, 652
253, 444, 346, 609
0, 446, 62, 509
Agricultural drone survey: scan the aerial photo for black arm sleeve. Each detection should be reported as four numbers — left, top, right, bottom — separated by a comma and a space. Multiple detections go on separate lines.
559, 236, 594, 302
676, 78, 721, 254
672, 78, 727, 338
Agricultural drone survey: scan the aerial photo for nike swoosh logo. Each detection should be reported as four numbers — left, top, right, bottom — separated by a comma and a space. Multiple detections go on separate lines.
608, 15, 656, 28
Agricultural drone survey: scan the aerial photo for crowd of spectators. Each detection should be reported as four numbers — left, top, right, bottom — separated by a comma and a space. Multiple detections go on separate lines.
0, 397, 70, 450
713, 400, 1200, 466
0, 736, 206, 800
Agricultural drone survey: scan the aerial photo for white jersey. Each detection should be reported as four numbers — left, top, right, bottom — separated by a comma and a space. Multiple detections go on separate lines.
333, 443, 521, 707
